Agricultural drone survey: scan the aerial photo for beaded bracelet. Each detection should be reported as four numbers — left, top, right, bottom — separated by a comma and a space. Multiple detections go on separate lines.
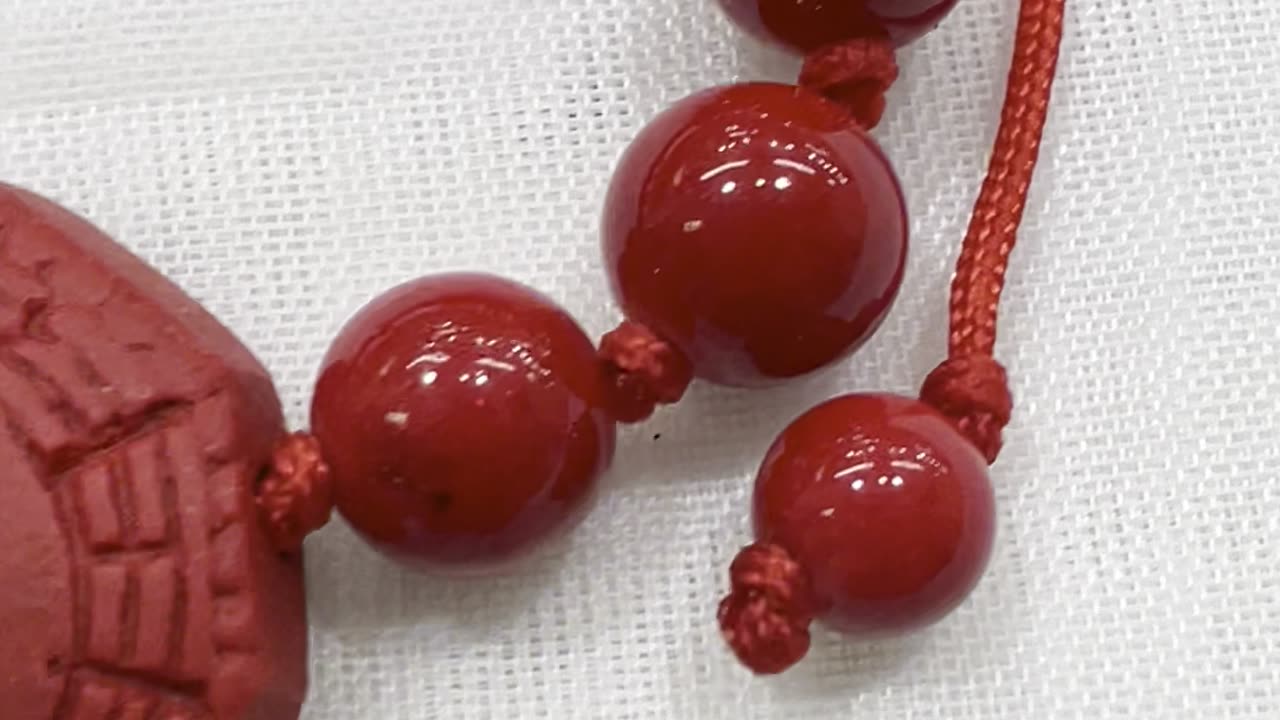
0, 0, 1063, 716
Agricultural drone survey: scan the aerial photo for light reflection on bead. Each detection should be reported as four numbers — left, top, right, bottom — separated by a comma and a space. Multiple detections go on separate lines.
752, 393, 994, 634
311, 273, 616, 572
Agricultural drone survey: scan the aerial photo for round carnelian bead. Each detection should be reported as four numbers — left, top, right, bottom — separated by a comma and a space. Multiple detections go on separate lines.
602, 82, 908, 388
754, 393, 994, 633
715, 0, 960, 53
311, 273, 615, 571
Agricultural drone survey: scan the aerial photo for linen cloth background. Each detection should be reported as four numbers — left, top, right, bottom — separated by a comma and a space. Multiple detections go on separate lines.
2, 0, 1277, 717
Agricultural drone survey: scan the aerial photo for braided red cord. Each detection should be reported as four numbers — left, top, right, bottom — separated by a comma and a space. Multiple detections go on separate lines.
721, 1, 1065, 676
599, 321, 695, 423
799, 37, 899, 129
257, 432, 334, 553
718, 543, 816, 675
920, 0, 1066, 463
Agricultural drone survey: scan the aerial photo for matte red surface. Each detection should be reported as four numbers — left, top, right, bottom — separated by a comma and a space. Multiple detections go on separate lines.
753, 393, 994, 634
716, 0, 960, 52
602, 82, 908, 387
0, 184, 306, 720
312, 273, 615, 571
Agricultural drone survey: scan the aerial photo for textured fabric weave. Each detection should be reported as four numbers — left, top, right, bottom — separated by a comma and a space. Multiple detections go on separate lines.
3, 1, 1278, 717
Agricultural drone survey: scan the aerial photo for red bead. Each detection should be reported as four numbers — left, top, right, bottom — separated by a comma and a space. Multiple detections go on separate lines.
716, 0, 960, 53
311, 274, 616, 571
754, 393, 994, 634
602, 82, 908, 387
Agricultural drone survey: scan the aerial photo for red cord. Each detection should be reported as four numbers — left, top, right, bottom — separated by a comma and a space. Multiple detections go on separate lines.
257, 432, 334, 553
720, 0, 1065, 676
800, 37, 899, 129
920, 0, 1066, 463
800, 2, 1065, 462
599, 321, 694, 423
718, 543, 816, 675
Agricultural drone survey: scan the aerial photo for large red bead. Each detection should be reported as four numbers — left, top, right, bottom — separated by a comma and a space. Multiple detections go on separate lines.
715, 0, 960, 53
602, 82, 908, 387
311, 274, 616, 571
754, 393, 994, 633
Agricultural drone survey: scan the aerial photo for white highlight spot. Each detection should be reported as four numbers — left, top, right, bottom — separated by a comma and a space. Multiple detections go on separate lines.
699, 159, 750, 181
773, 158, 817, 175
834, 462, 875, 479
385, 411, 410, 428
407, 351, 451, 369
476, 358, 516, 372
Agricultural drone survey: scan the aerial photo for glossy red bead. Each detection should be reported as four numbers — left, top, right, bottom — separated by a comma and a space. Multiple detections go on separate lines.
602, 82, 908, 388
753, 393, 995, 634
311, 274, 616, 571
716, 0, 960, 53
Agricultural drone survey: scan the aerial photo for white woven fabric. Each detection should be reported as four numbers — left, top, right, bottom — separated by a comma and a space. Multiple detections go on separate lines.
3, 0, 1278, 717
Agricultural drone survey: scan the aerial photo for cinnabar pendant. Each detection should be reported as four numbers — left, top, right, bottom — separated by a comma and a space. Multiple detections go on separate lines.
0, 184, 308, 720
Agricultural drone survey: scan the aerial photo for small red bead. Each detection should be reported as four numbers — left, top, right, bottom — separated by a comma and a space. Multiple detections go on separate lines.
716, 0, 961, 53
311, 274, 615, 571
753, 393, 994, 634
602, 82, 908, 387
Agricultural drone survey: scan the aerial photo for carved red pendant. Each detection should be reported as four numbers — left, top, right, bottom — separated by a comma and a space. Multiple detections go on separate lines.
0, 185, 307, 720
